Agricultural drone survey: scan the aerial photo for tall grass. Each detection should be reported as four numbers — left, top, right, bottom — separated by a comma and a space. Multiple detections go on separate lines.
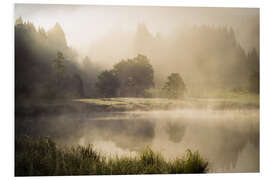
15, 136, 208, 176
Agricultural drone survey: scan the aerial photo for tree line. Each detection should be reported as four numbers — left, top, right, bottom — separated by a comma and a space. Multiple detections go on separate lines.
95, 54, 186, 98
15, 17, 259, 102
15, 17, 100, 100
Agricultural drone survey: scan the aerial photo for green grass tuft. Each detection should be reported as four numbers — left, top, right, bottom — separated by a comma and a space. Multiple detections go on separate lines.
15, 136, 208, 176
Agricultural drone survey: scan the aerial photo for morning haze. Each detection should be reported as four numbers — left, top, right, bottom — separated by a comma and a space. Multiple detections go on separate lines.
15, 4, 259, 176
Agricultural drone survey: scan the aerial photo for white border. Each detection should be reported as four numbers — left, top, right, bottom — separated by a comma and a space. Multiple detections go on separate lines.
1, 0, 269, 180
12, 0, 263, 8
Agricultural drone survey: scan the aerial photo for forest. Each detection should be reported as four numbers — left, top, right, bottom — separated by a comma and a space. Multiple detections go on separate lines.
15, 17, 259, 103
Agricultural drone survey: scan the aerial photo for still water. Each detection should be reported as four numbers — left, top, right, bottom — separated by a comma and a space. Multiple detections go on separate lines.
21, 108, 259, 173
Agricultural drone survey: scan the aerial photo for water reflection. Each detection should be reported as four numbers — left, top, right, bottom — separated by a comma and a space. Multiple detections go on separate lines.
75, 119, 156, 151
165, 121, 187, 143
15, 109, 259, 172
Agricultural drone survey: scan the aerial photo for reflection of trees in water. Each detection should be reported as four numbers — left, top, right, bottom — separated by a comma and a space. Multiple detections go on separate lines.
248, 121, 259, 147
214, 126, 248, 169
203, 120, 259, 171
16, 111, 259, 172
160, 116, 259, 172
15, 114, 86, 143
16, 115, 156, 152
165, 121, 186, 143
77, 119, 156, 151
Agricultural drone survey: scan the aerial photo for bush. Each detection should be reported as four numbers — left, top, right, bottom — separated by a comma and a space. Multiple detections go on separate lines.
163, 73, 186, 99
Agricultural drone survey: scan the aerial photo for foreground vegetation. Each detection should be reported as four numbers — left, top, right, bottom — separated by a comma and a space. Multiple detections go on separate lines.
15, 136, 208, 176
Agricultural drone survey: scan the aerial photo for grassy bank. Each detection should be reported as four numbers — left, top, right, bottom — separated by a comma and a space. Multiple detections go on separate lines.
74, 95, 259, 112
15, 136, 208, 176
15, 93, 259, 117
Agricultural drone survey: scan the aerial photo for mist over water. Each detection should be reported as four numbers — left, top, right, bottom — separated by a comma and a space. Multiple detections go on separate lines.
17, 108, 259, 173
14, 4, 260, 174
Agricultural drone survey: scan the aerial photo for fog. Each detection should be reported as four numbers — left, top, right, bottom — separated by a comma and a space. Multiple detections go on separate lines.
15, 4, 259, 92
15, 4, 260, 174
15, 4, 259, 54
16, 109, 259, 172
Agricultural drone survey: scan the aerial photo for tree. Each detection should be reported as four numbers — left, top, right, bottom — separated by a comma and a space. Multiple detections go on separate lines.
52, 51, 66, 85
15, 16, 23, 25
47, 22, 67, 48
112, 54, 154, 97
15, 18, 93, 100
96, 70, 120, 97
163, 73, 186, 99
82, 56, 92, 70
249, 71, 259, 93
247, 49, 259, 93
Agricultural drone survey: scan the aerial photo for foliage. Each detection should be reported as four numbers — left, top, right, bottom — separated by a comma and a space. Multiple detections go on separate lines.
112, 54, 154, 97
120, 24, 259, 91
95, 54, 155, 97
247, 49, 259, 93
168, 149, 208, 174
15, 17, 97, 100
15, 136, 208, 176
249, 71, 259, 93
52, 51, 66, 84
163, 73, 186, 99
96, 70, 120, 97
15, 17, 260, 100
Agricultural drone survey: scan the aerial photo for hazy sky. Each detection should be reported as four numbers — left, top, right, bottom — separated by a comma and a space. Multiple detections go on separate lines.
15, 4, 259, 55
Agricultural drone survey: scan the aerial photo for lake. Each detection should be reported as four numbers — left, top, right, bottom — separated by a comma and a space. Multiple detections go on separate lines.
17, 106, 259, 173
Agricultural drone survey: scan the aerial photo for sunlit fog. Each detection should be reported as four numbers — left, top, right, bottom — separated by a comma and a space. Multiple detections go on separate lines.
15, 4, 259, 176
15, 4, 259, 55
